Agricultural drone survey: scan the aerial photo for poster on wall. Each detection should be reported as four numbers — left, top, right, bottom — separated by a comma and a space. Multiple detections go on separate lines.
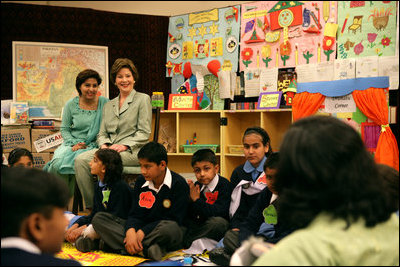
13, 41, 108, 119
166, 5, 241, 77
240, 1, 338, 71
337, 1, 397, 59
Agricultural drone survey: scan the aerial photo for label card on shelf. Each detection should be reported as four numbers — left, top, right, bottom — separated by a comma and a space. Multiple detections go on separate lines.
257, 92, 282, 110
168, 94, 197, 110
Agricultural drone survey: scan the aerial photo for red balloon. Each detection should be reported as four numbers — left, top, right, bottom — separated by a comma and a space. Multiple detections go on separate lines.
207, 60, 221, 77
183, 62, 192, 79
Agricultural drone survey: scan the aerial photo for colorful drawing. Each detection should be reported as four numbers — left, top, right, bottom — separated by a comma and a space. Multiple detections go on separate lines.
337, 1, 396, 58
240, 1, 337, 70
166, 5, 241, 77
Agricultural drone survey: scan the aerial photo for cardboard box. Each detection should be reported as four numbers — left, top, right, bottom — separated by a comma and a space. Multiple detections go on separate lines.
31, 129, 62, 152
32, 152, 53, 169
1, 126, 32, 152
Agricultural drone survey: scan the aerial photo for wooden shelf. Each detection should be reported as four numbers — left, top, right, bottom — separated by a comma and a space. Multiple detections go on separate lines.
155, 109, 292, 178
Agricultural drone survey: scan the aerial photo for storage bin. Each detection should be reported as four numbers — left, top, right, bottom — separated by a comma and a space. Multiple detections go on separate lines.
228, 145, 243, 154
182, 144, 218, 153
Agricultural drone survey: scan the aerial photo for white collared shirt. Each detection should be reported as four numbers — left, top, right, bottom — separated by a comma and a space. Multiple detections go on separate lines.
200, 174, 219, 193
1, 237, 41, 254
141, 167, 172, 193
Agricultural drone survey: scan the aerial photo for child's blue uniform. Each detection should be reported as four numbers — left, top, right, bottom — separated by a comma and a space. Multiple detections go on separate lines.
74, 180, 133, 227
229, 158, 267, 229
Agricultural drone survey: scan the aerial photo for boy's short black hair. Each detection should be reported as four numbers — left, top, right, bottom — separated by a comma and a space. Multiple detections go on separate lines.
264, 152, 279, 171
191, 148, 217, 167
138, 141, 168, 165
1, 167, 70, 238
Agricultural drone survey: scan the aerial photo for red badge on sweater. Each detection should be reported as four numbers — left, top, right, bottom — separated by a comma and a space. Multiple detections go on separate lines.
205, 191, 219, 205
257, 173, 267, 185
139, 191, 156, 209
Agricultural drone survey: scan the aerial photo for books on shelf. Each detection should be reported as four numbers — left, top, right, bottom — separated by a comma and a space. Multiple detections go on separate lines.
31, 119, 62, 129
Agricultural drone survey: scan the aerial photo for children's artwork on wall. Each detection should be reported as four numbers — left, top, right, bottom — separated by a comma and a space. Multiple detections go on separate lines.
166, 6, 241, 77
337, 1, 397, 59
240, 1, 338, 71
176, 75, 211, 110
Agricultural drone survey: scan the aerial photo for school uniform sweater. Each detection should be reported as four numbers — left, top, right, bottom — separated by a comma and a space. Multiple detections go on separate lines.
1, 238, 81, 266
75, 180, 133, 226
125, 170, 190, 236
239, 187, 294, 245
230, 165, 266, 229
186, 175, 233, 223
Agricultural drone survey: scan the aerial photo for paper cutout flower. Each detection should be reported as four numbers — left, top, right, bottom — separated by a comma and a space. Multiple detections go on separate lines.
322, 36, 335, 50
381, 36, 391, 47
279, 42, 291, 66
241, 48, 253, 60
257, 173, 267, 185
241, 47, 253, 67
139, 191, 155, 209
261, 45, 272, 67
205, 191, 219, 205
354, 41, 364, 55
279, 42, 291, 56
261, 45, 271, 58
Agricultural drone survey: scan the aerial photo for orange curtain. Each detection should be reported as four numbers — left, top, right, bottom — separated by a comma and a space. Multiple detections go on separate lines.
292, 92, 326, 121
352, 87, 399, 171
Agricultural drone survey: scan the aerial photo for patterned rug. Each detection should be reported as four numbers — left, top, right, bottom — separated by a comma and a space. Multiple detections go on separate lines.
56, 242, 216, 266
56, 242, 148, 266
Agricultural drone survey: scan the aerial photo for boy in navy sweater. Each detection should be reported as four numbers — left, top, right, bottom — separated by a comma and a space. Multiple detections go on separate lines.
183, 149, 233, 248
92, 142, 190, 261
1, 168, 81, 266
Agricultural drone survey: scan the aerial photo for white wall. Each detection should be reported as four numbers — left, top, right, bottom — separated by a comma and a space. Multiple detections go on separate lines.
2, 1, 254, 16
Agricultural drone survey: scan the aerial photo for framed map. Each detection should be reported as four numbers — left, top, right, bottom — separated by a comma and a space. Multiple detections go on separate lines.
13, 41, 108, 119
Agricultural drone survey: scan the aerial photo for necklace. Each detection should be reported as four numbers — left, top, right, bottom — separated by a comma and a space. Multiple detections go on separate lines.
80, 98, 98, 110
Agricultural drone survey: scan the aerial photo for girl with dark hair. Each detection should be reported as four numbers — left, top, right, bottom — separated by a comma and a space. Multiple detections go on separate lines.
253, 116, 399, 266
209, 126, 273, 265
44, 69, 109, 197
8, 147, 33, 168
64, 149, 133, 253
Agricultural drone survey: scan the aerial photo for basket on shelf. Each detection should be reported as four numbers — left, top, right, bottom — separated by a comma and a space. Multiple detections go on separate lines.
182, 144, 218, 153
228, 145, 243, 154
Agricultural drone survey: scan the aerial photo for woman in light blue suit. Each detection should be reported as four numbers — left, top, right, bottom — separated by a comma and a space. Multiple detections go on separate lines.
75, 58, 152, 210
44, 69, 109, 196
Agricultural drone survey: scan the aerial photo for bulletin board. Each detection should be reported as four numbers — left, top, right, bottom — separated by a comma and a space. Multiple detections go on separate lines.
166, 5, 241, 77
240, 1, 338, 70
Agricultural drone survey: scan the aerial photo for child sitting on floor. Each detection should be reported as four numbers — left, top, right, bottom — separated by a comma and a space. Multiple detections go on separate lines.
92, 142, 190, 261
64, 148, 133, 252
209, 127, 273, 266
182, 148, 233, 249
